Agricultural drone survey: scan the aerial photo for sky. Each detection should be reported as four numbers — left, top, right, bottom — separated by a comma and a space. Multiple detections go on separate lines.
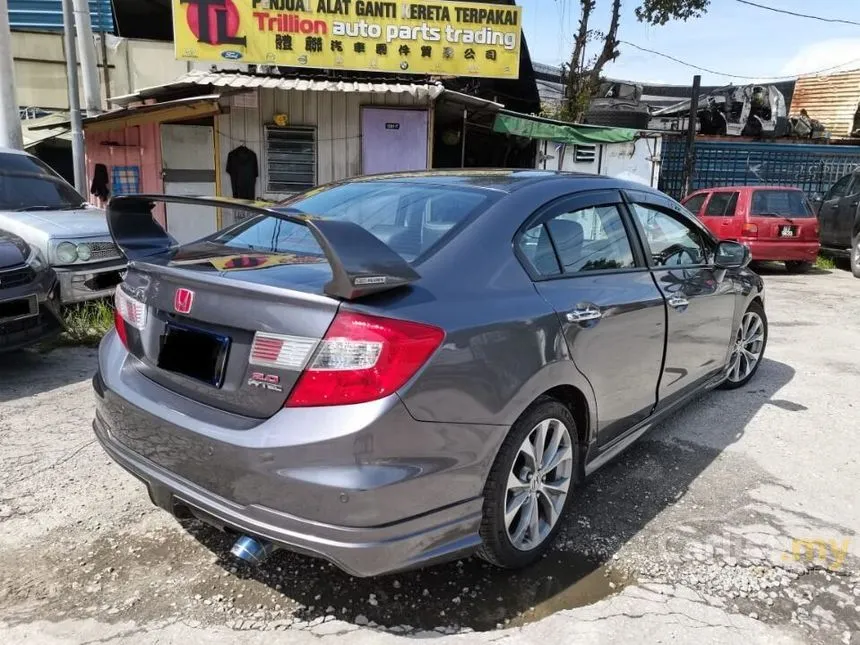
517, 0, 860, 85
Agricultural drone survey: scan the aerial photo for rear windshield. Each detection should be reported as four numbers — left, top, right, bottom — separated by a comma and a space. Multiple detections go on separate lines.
750, 190, 814, 217
212, 181, 495, 263
0, 152, 85, 211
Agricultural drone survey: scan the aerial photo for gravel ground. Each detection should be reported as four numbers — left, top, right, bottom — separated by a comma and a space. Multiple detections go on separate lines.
0, 266, 859, 644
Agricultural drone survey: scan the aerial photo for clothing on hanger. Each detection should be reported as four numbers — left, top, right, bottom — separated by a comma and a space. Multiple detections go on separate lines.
90, 163, 110, 201
225, 145, 259, 199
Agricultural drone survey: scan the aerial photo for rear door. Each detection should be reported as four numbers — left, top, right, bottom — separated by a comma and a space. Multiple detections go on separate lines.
819, 174, 852, 246
699, 190, 741, 240
748, 189, 817, 241
519, 189, 666, 447
625, 191, 738, 407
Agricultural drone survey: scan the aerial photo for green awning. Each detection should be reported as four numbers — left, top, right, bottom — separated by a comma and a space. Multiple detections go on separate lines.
492, 112, 638, 145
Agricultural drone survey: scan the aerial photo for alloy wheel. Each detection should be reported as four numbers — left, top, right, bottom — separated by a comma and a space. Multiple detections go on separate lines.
504, 418, 573, 551
727, 311, 765, 383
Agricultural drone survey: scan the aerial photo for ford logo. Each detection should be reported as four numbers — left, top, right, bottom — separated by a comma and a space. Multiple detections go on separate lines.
221, 50, 243, 60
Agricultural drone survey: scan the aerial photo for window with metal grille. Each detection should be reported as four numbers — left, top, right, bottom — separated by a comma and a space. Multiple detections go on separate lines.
573, 144, 596, 163
265, 126, 316, 194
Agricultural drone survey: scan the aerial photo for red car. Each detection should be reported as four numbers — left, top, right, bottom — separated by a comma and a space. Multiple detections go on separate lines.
682, 186, 820, 272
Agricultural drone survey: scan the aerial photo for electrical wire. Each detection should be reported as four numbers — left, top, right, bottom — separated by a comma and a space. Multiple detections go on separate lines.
734, 0, 860, 27
620, 40, 860, 80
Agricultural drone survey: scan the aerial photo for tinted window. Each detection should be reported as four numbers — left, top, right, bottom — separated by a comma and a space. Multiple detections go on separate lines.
704, 192, 739, 216
518, 204, 635, 277
683, 193, 707, 215
750, 190, 813, 217
0, 152, 84, 211
213, 181, 493, 263
631, 204, 709, 267
826, 174, 853, 200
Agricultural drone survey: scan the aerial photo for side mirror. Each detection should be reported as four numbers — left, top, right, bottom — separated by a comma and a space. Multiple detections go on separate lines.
714, 241, 751, 270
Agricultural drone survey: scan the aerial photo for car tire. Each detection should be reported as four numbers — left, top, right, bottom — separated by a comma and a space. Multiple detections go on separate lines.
477, 397, 580, 569
785, 260, 813, 274
851, 233, 860, 279
719, 300, 768, 390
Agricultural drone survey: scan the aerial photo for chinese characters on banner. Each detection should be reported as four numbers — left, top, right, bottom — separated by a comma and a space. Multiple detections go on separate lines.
173, 0, 522, 79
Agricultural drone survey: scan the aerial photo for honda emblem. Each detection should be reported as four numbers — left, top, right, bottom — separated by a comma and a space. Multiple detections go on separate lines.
174, 288, 194, 315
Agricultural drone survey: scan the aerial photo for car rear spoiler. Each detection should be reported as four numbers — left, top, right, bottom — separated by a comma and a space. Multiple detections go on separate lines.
107, 194, 421, 300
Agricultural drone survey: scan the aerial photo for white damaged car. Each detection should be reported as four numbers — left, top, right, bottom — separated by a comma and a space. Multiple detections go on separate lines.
0, 147, 125, 304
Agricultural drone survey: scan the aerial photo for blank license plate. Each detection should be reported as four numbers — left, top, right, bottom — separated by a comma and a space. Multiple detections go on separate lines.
157, 323, 231, 387
780, 226, 795, 237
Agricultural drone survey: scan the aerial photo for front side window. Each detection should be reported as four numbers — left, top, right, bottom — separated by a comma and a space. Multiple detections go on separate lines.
0, 152, 84, 211
630, 203, 709, 267
704, 192, 739, 217
825, 174, 853, 201
518, 204, 636, 277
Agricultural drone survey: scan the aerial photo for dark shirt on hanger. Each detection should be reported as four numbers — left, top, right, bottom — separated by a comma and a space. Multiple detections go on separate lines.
225, 145, 259, 199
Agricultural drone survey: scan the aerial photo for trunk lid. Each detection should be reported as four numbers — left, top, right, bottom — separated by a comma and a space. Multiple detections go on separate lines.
108, 195, 423, 419
122, 247, 340, 418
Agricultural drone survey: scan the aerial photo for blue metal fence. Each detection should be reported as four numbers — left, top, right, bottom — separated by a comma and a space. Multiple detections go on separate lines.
9, 0, 115, 32
660, 138, 860, 200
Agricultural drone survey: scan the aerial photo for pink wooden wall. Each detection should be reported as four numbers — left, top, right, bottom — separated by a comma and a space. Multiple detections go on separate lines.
85, 123, 166, 226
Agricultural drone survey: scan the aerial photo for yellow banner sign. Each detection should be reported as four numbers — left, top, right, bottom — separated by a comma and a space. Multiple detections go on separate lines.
172, 0, 522, 79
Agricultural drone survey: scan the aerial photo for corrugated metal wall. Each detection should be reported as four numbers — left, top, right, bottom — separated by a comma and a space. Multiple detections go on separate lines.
9, 0, 114, 32
217, 88, 429, 201
660, 138, 860, 200
792, 71, 860, 139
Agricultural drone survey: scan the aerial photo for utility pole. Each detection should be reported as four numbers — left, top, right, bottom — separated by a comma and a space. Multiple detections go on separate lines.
61, 0, 88, 194
682, 74, 701, 199
0, 0, 24, 149
72, 0, 102, 115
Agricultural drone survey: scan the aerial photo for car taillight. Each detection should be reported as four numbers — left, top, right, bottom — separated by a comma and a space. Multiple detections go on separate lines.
114, 286, 147, 348
742, 223, 759, 237
285, 311, 445, 407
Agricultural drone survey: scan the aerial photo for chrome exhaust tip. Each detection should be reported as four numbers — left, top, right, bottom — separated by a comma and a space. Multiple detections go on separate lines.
230, 535, 275, 566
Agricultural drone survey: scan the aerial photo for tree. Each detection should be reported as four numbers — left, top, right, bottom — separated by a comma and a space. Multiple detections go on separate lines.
557, 0, 710, 122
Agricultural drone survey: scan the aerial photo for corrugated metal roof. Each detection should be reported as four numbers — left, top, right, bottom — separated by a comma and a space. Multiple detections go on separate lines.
9, 0, 114, 32
20, 113, 71, 149
792, 70, 860, 138
111, 70, 445, 107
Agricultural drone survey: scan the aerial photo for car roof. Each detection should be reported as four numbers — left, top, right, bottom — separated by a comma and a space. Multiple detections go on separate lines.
343, 169, 634, 194
690, 185, 804, 194
0, 147, 31, 157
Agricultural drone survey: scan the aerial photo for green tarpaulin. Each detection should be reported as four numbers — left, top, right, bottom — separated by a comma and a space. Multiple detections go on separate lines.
492, 111, 638, 145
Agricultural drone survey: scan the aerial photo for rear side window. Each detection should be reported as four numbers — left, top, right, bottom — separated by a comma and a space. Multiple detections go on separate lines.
750, 190, 813, 217
683, 193, 707, 215
214, 181, 494, 263
704, 192, 739, 216
518, 204, 636, 277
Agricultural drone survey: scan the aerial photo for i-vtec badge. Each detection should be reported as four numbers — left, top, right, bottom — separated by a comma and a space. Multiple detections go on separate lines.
247, 371, 283, 392
221, 50, 243, 60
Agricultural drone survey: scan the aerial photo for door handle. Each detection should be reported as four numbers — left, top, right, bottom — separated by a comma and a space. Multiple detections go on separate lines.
566, 305, 602, 323
668, 295, 689, 310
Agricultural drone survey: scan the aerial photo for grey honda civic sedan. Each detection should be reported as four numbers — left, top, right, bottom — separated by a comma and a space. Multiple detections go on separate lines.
93, 171, 767, 577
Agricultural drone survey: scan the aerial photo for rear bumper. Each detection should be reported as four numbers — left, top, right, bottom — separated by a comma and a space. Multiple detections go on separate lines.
92, 331, 500, 577
740, 238, 819, 262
